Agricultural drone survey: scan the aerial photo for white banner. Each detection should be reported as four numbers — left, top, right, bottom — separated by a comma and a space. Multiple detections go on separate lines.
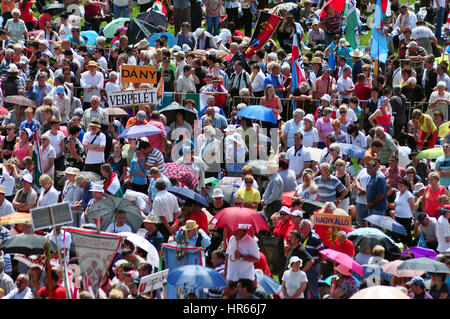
66, 227, 122, 298
138, 269, 169, 295
107, 88, 158, 107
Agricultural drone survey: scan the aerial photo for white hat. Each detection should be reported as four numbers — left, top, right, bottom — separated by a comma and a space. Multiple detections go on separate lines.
7, 64, 19, 73
20, 56, 29, 64
21, 173, 33, 184
213, 36, 221, 44
321, 94, 331, 102
291, 210, 304, 218
195, 28, 205, 37
224, 125, 237, 133
64, 167, 80, 175
289, 256, 302, 267
279, 206, 291, 215
39, 39, 49, 48
182, 44, 191, 52
207, 49, 217, 57
171, 45, 181, 52
90, 183, 104, 193
304, 114, 315, 123
212, 188, 225, 199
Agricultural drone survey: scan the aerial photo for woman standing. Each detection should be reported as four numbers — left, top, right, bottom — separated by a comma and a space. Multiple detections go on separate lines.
298, 114, 319, 148
40, 134, 56, 181
295, 170, 318, 201
37, 21, 61, 56
107, 143, 128, 186
261, 84, 283, 122
65, 125, 85, 170
19, 0, 36, 31
281, 256, 308, 299
368, 97, 392, 134
423, 172, 448, 218
393, 178, 416, 247
332, 119, 347, 143
316, 108, 334, 149
13, 128, 33, 168
411, 109, 438, 151
37, 174, 60, 207
129, 150, 148, 194
333, 159, 351, 213
4, 8, 28, 44
337, 105, 353, 132
1, 123, 18, 162
44, 118, 66, 171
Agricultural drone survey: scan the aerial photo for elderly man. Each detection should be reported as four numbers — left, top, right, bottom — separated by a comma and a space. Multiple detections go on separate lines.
0, 186, 14, 217
366, 160, 388, 217
315, 163, 348, 205
384, 155, 406, 188
194, 28, 217, 50
415, 212, 438, 250
13, 174, 37, 213
175, 219, 211, 250
80, 60, 104, 109
429, 81, 450, 121
0, 255, 14, 295
81, 96, 108, 130
29, 71, 52, 106
314, 64, 336, 100
282, 109, 304, 149
374, 126, 399, 166
405, 42, 427, 83
264, 61, 286, 98
261, 161, 284, 224
336, 65, 355, 103
200, 106, 228, 130
82, 118, 106, 173
2, 274, 33, 299
333, 230, 355, 257
152, 177, 180, 242
176, 64, 198, 93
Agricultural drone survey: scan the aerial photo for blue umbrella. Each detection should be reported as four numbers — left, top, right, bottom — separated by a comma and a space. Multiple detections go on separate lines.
148, 32, 177, 48
352, 264, 394, 283
255, 272, 281, 295
338, 142, 367, 159
324, 275, 361, 286
81, 30, 99, 46
167, 265, 227, 290
117, 124, 163, 139
237, 105, 277, 124
167, 186, 209, 207
365, 215, 407, 236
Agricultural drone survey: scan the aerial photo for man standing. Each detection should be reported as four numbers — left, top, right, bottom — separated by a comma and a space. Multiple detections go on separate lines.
434, 142, 450, 187
336, 65, 355, 103
314, 64, 336, 100
366, 160, 387, 217
436, 205, 450, 253
282, 109, 304, 149
80, 95, 108, 130
384, 155, 406, 188
285, 132, 312, 183
375, 126, 398, 166
168, 0, 191, 36
314, 163, 348, 206
261, 161, 284, 225
139, 140, 165, 175
82, 118, 106, 173
80, 60, 104, 109
152, 178, 180, 242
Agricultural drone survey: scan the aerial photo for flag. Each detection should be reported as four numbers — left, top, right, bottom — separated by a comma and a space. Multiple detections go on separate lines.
371, 0, 390, 64
63, 261, 75, 299
67, 227, 122, 298
150, 0, 167, 15
320, 0, 346, 19
103, 172, 123, 197
345, 0, 359, 49
32, 131, 43, 189
291, 22, 306, 93
373, 0, 391, 29
156, 68, 164, 106
244, 11, 281, 58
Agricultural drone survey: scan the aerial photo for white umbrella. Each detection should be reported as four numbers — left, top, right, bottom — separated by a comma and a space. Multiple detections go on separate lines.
118, 232, 159, 268
350, 286, 410, 299
307, 147, 323, 162
14, 254, 59, 270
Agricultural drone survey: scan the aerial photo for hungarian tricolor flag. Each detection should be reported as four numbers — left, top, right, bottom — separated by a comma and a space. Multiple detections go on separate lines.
150, 0, 167, 15
244, 11, 281, 58
103, 172, 123, 197
32, 131, 43, 189
344, 0, 359, 49
156, 68, 164, 106
291, 22, 306, 92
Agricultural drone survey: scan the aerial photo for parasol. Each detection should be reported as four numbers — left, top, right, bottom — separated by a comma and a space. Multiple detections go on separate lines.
164, 162, 199, 190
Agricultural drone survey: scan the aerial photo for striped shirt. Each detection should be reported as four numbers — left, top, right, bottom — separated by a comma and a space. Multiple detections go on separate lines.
301, 231, 324, 264
314, 175, 346, 203
322, 13, 342, 35
146, 148, 165, 175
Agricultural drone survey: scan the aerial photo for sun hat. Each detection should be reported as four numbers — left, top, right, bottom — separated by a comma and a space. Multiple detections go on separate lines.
224, 124, 237, 133
21, 173, 33, 184
87, 60, 98, 67
406, 276, 425, 286
89, 183, 104, 193
143, 214, 158, 224
312, 56, 322, 64
350, 48, 363, 58
89, 118, 101, 128
413, 182, 426, 194
290, 210, 303, 218
279, 206, 291, 215
21, 127, 32, 137
335, 264, 352, 276
195, 28, 205, 37
182, 220, 199, 232
212, 188, 225, 199
321, 94, 331, 102
289, 256, 302, 267
0, 186, 6, 194
304, 114, 315, 123
64, 167, 80, 175
7, 64, 19, 73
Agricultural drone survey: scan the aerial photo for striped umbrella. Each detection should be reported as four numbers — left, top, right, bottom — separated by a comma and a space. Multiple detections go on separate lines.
0, 212, 32, 225
164, 162, 198, 190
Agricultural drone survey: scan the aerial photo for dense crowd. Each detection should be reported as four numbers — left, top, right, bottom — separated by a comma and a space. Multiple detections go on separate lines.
0, 0, 449, 300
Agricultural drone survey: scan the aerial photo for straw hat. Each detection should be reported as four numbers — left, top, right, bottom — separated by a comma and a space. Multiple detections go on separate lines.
143, 214, 158, 224
87, 60, 98, 67
89, 118, 101, 128
182, 220, 199, 231
350, 48, 363, 58
312, 57, 322, 64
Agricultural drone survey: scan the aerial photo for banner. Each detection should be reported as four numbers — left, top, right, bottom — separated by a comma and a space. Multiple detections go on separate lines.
291, 22, 306, 93
345, 0, 358, 49
138, 269, 169, 295
244, 11, 281, 58
313, 212, 352, 227
107, 88, 158, 107
66, 227, 122, 298
120, 64, 158, 84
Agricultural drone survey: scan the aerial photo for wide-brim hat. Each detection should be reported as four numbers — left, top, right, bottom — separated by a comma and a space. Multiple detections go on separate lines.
312, 57, 322, 64
89, 118, 101, 128
212, 188, 225, 199
7, 64, 19, 73
182, 220, 199, 231
350, 48, 363, 58
87, 60, 98, 67
89, 183, 104, 193
64, 167, 80, 175
143, 214, 158, 224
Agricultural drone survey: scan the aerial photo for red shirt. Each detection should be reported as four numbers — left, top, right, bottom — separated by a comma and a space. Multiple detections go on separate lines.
254, 252, 271, 277
174, 210, 209, 234
84, 3, 100, 16
354, 82, 371, 102
272, 219, 294, 241
333, 238, 355, 257
38, 283, 67, 299
147, 119, 166, 155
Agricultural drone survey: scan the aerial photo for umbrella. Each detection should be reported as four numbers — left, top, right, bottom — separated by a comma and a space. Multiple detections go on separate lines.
102, 17, 130, 39
126, 18, 159, 46
14, 254, 59, 270
0, 106, 8, 115
208, 184, 240, 205
3, 95, 38, 108
401, 246, 438, 259
255, 272, 281, 295
438, 121, 450, 138
42, 3, 65, 11
0, 212, 32, 225
159, 103, 198, 125
245, 159, 269, 176
0, 234, 57, 256
324, 274, 361, 286
346, 227, 393, 240
347, 234, 397, 253
137, 11, 168, 29
117, 124, 163, 139
268, 2, 299, 15
306, 147, 323, 162
350, 286, 410, 299
118, 232, 159, 268
210, 207, 269, 233
167, 186, 209, 207
87, 197, 144, 233
338, 143, 367, 159
105, 107, 129, 118
81, 30, 99, 46
281, 190, 296, 207
164, 162, 199, 190
79, 171, 102, 182
302, 199, 324, 215
319, 248, 365, 276
397, 257, 450, 274
320, 0, 346, 19
148, 32, 177, 48
381, 260, 426, 278
365, 215, 407, 236
167, 265, 227, 290
237, 105, 277, 124
416, 147, 444, 160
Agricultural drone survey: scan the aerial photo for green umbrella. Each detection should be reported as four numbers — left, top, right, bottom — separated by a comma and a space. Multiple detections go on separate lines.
102, 18, 130, 39
416, 147, 444, 160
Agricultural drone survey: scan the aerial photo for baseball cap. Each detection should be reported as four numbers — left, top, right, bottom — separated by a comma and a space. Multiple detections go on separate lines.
417, 212, 428, 223
55, 85, 65, 94
290, 210, 303, 218
21, 173, 33, 184
279, 206, 291, 215
406, 276, 425, 286
321, 94, 331, 102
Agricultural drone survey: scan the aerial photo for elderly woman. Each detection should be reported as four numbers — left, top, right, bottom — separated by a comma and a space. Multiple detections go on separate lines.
37, 174, 60, 207
325, 264, 359, 299
4, 8, 28, 44
281, 256, 308, 299
176, 146, 208, 192
327, 143, 342, 170
196, 125, 221, 178
332, 158, 351, 212
299, 114, 319, 148
62, 167, 82, 206
368, 96, 392, 134
429, 81, 450, 122
40, 134, 56, 180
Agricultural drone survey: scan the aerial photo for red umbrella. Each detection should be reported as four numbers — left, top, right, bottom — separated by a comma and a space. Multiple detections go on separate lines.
164, 162, 199, 190
3, 95, 38, 108
319, 248, 364, 276
210, 207, 269, 233
320, 0, 346, 19
282, 190, 296, 207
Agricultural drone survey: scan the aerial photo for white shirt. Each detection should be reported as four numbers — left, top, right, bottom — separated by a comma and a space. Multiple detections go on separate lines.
38, 186, 60, 207
286, 145, 312, 179
41, 145, 56, 179
0, 199, 14, 217
105, 81, 120, 103
225, 234, 260, 282
392, 67, 403, 88
345, 131, 367, 148
394, 190, 414, 218
80, 71, 104, 102
433, 0, 445, 9
337, 75, 354, 101
43, 131, 65, 155
412, 26, 434, 39
83, 131, 106, 164
0, 170, 16, 197
123, 189, 150, 215
251, 70, 266, 92
59, 24, 72, 40
2, 286, 33, 299
105, 222, 132, 233
176, 74, 196, 93
47, 229, 72, 262
436, 214, 450, 253
152, 190, 180, 223
298, 127, 319, 148
281, 269, 308, 299
356, 168, 371, 204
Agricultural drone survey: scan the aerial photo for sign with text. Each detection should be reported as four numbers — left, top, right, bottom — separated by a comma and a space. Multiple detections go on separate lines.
313, 212, 352, 228
30, 202, 73, 230
138, 269, 169, 295
121, 64, 157, 84
107, 88, 158, 107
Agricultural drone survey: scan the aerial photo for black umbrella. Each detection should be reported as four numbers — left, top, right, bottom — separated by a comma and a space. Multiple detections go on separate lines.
167, 186, 209, 207
159, 103, 198, 125
0, 234, 57, 256
208, 184, 240, 205
302, 199, 324, 216
126, 18, 159, 45
137, 11, 168, 29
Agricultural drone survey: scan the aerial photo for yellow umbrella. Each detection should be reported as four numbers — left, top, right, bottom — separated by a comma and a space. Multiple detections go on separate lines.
438, 121, 450, 138
0, 212, 32, 225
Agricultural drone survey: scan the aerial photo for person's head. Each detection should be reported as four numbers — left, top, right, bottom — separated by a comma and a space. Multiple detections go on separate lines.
244, 174, 254, 190
237, 278, 255, 297
299, 219, 312, 238
20, 173, 33, 190
115, 210, 126, 227
406, 276, 426, 294
211, 249, 226, 268
39, 174, 53, 191
155, 177, 168, 192
388, 155, 399, 169
371, 245, 385, 258
428, 172, 440, 186
293, 132, 303, 147
100, 163, 113, 179
288, 256, 303, 272
182, 220, 199, 239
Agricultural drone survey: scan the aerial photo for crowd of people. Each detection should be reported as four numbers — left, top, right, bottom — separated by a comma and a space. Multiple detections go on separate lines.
0, 0, 449, 300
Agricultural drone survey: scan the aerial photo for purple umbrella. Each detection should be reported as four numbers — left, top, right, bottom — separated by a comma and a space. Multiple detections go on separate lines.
117, 124, 163, 139
401, 247, 438, 259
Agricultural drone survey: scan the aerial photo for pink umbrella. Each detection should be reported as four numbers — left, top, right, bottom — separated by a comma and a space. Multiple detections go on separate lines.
381, 260, 426, 278
319, 248, 364, 276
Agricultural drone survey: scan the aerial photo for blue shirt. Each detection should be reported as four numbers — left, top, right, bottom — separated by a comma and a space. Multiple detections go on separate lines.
19, 119, 40, 136
148, 174, 171, 201
263, 73, 284, 98
435, 155, 450, 187
129, 158, 148, 185
314, 175, 346, 203
366, 171, 387, 211
81, 181, 94, 210
30, 83, 53, 105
